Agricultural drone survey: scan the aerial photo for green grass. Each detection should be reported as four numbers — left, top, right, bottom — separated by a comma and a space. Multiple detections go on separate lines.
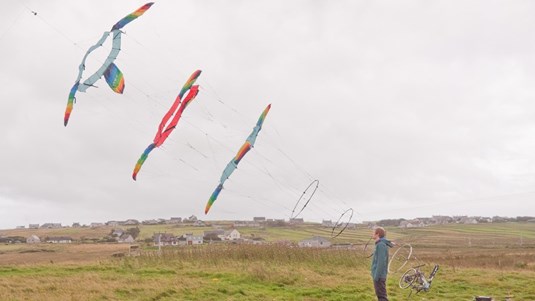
1, 222, 535, 300
0, 245, 534, 300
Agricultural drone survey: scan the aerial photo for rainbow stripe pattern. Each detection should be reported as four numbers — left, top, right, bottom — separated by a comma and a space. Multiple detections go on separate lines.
178, 70, 202, 99
64, 82, 80, 126
256, 104, 271, 127
233, 142, 252, 165
205, 184, 223, 214
104, 63, 125, 94
205, 104, 271, 214
65, 3, 154, 126
132, 70, 202, 180
111, 2, 154, 31
132, 143, 156, 180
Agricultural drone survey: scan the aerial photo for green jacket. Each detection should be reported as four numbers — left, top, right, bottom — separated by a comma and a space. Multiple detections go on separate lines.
371, 237, 393, 281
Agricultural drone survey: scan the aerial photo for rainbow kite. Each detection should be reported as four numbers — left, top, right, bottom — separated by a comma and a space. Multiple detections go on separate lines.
64, 2, 154, 126
205, 104, 271, 214
132, 70, 202, 180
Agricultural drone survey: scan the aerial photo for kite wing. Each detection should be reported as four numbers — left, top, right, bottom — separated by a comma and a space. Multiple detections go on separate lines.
205, 104, 271, 214
132, 70, 202, 180
78, 31, 123, 93
103, 63, 125, 93
155, 85, 200, 146
64, 2, 154, 126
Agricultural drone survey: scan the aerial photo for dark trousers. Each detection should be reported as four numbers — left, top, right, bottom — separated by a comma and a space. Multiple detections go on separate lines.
373, 278, 388, 301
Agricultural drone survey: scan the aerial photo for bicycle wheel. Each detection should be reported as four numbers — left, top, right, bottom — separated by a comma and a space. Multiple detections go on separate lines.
389, 243, 412, 273
399, 268, 417, 289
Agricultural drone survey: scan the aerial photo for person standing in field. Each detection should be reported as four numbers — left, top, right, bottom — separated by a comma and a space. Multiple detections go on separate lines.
371, 227, 393, 301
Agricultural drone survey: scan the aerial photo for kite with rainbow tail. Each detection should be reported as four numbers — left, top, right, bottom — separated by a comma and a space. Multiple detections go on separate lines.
205, 104, 271, 214
132, 70, 202, 180
64, 2, 154, 126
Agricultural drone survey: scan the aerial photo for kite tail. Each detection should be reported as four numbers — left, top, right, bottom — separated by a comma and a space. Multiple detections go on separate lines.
205, 183, 223, 214
64, 82, 80, 127
178, 70, 202, 99
132, 143, 156, 180
256, 103, 271, 127
111, 2, 155, 31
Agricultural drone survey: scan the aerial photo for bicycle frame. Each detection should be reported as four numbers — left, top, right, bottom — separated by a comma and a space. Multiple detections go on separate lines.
399, 264, 439, 297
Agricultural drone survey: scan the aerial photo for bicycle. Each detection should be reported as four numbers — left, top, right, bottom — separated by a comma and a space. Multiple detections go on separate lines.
399, 264, 439, 298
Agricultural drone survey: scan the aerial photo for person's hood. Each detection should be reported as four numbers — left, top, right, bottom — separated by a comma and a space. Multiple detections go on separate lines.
376, 237, 394, 248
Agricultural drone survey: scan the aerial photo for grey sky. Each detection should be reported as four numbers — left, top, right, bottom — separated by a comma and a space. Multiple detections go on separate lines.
1, 0, 535, 229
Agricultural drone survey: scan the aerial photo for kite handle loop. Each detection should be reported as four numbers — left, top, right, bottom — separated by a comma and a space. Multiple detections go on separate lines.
331, 208, 354, 238
290, 179, 319, 219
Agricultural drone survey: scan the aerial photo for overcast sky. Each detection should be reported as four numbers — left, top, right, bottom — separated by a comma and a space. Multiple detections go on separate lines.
1, 0, 535, 229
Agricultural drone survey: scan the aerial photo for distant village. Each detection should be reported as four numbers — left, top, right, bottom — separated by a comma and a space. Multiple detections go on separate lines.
1, 215, 533, 249
366, 215, 535, 228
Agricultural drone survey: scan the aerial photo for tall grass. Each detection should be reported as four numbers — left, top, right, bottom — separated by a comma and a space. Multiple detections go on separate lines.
1, 244, 535, 300
1, 222, 535, 300
133, 244, 367, 268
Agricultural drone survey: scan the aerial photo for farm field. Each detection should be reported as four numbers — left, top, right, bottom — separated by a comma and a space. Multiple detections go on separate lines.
1, 222, 534, 300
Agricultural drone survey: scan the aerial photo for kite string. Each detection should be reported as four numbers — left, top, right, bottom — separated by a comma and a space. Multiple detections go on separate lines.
197, 98, 356, 219
118, 33, 325, 204
66, 39, 202, 177
123, 30, 270, 134
16, 2, 301, 213
0, 6, 25, 43
205, 133, 220, 171
30, 0, 355, 219
19, 1, 82, 49
18, 0, 174, 132
254, 147, 351, 218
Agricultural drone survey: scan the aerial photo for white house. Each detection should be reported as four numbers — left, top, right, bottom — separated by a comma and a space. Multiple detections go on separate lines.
26, 235, 41, 244
223, 229, 241, 241
117, 234, 135, 244
45, 236, 72, 244
399, 219, 425, 228
202, 229, 241, 241
298, 236, 331, 248
178, 233, 203, 245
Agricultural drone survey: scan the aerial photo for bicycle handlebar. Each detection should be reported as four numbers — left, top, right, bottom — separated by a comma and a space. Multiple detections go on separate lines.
413, 264, 426, 269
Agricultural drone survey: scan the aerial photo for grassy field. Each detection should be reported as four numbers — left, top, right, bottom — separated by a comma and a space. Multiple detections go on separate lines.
0, 222, 534, 300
